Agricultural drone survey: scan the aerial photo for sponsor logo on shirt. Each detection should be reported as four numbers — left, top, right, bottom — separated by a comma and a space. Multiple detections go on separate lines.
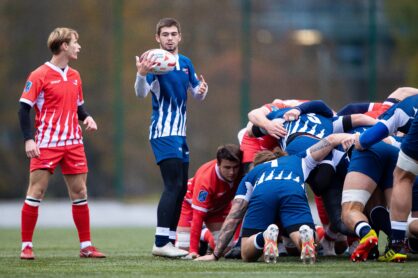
197, 190, 208, 202
50, 80, 61, 84
182, 68, 189, 75
24, 81, 32, 92
72, 79, 78, 86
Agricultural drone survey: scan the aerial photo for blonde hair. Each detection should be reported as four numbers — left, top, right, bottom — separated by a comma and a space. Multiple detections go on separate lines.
47, 27, 78, 55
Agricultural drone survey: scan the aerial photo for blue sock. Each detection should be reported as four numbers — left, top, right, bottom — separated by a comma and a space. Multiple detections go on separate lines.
255, 232, 265, 248
155, 227, 170, 247
391, 221, 407, 242
354, 221, 371, 238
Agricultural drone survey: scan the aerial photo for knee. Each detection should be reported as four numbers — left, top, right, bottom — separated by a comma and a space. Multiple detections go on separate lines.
27, 183, 47, 199
70, 186, 87, 199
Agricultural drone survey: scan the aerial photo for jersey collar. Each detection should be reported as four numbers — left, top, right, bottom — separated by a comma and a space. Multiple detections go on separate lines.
45, 62, 69, 81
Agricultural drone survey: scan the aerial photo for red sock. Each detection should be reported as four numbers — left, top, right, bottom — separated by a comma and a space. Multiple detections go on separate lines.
314, 195, 329, 226
201, 228, 215, 250
72, 203, 91, 242
21, 202, 39, 242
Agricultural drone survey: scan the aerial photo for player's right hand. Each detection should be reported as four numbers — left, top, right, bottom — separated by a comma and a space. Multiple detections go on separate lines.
25, 139, 40, 158
136, 51, 157, 76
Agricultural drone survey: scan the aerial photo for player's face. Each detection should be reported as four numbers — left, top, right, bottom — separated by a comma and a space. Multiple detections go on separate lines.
218, 159, 241, 183
65, 34, 81, 60
156, 26, 181, 53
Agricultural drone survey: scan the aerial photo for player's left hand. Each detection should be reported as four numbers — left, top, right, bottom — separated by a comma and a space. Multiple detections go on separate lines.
83, 116, 98, 131
194, 254, 216, 261
198, 75, 208, 95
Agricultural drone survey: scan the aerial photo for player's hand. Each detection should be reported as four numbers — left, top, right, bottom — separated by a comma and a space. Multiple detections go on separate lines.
264, 118, 287, 139
197, 75, 208, 95
283, 108, 301, 121
182, 252, 199, 260
194, 254, 217, 261
25, 139, 40, 158
341, 133, 356, 151
83, 116, 97, 131
136, 51, 157, 76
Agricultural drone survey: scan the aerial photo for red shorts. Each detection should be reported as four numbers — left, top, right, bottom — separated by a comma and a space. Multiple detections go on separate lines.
240, 133, 278, 163
30, 144, 88, 174
177, 200, 231, 228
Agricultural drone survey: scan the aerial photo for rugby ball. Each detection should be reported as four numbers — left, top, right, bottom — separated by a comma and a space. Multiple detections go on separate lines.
143, 49, 176, 75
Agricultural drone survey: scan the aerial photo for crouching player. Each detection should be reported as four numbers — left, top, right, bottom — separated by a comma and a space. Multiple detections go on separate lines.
176, 144, 243, 259
239, 133, 355, 263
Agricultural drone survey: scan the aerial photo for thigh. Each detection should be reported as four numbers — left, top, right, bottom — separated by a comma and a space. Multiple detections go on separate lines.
63, 173, 87, 199
401, 116, 418, 160
27, 170, 51, 198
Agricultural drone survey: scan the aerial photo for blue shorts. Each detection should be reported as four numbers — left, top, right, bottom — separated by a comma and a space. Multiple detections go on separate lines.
150, 136, 189, 164
348, 141, 399, 190
242, 180, 314, 235
401, 115, 418, 160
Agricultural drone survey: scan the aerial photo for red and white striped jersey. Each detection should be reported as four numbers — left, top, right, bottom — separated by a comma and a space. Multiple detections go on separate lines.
19, 62, 84, 148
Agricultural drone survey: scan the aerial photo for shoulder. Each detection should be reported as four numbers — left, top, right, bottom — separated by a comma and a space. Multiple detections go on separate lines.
178, 54, 193, 65
29, 64, 49, 79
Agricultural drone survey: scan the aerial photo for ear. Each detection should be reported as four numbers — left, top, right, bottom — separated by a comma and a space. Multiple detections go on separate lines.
61, 42, 69, 52
155, 34, 160, 44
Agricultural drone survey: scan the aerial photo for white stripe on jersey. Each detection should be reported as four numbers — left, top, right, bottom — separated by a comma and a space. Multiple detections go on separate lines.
162, 99, 172, 137
50, 112, 62, 147
57, 112, 70, 147
39, 110, 55, 148
171, 103, 181, 135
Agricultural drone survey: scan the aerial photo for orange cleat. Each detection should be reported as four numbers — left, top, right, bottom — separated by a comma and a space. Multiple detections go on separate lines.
80, 246, 106, 258
351, 229, 378, 262
20, 246, 35, 260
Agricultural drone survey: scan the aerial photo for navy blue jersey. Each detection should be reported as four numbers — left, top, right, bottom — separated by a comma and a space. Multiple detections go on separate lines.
360, 95, 418, 148
235, 150, 318, 201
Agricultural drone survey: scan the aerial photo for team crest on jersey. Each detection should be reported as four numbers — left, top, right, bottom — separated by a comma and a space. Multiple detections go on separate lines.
23, 81, 32, 93
182, 68, 189, 75
197, 190, 208, 202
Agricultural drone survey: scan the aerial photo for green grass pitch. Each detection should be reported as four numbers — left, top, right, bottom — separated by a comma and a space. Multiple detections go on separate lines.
1, 227, 417, 277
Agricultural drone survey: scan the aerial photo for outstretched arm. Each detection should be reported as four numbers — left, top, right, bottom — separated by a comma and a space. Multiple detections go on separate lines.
195, 198, 248, 261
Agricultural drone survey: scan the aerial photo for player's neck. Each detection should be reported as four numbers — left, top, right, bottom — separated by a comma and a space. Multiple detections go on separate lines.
50, 55, 69, 69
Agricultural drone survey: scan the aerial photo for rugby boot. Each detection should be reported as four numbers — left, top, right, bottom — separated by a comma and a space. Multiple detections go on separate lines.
263, 224, 279, 263
300, 225, 316, 264
20, 246, 35, 260
80, 245, 106, 258
378, 241, 407, 263
351, 229, 378, 262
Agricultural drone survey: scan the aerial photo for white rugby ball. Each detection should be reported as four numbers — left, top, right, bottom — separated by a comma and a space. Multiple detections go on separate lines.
144, 49, 176, 75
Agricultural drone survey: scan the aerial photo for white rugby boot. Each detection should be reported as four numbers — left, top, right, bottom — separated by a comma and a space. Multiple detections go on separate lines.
263, 224, 279, 263
152, 242, 188, 258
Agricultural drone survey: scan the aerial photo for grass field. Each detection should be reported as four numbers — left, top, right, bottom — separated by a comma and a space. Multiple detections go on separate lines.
1, 227, 417, 277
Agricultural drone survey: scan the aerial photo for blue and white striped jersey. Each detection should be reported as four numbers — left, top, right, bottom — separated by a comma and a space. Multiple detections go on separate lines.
266, 109, 336, 150
135, 53, 205, 140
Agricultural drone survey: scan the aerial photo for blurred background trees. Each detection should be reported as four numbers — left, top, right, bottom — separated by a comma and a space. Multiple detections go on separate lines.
0, 0, 416, 199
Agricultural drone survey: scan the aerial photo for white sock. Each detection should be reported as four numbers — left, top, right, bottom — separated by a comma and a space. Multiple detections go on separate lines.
22, 241, 33, 250
80, 241, 92, 249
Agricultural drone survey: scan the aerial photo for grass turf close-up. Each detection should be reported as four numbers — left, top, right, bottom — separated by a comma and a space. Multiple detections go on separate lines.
0, 227, 417, 277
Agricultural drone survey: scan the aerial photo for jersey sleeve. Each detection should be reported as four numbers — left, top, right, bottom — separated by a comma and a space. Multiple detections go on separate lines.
234, 171, 257, 202
19, 70, 44, 107
191, 177, 212, 213
187, 60, 200, 89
